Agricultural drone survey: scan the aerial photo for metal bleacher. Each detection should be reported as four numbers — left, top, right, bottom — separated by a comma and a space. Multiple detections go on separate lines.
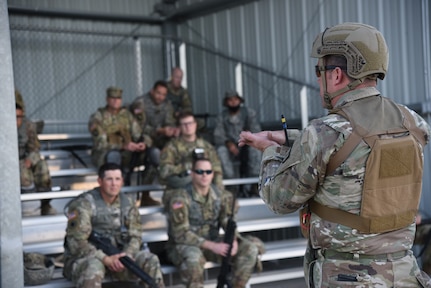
21, 133, 307, 287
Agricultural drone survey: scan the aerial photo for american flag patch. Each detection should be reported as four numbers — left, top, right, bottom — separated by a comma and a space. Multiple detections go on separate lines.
68, 211, 77, 220
172, 201, 183, 210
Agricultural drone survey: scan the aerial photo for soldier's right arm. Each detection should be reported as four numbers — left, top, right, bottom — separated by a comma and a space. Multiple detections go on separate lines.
65, 198, 107, 261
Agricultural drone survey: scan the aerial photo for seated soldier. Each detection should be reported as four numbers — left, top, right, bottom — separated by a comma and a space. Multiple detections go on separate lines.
162, 157, 264, 288
63, 163, 165, 287
130, 80, 180, 150
166, 67, 193, 119
159, 111, 223, 189
213, 90, 262, 196
88, 86, 160, 206
16, 90, 56, 216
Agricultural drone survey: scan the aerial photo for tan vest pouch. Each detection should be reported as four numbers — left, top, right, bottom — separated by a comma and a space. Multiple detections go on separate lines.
361, 134, 422, 233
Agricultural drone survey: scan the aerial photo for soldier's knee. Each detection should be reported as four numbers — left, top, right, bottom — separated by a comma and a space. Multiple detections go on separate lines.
147, 147, 160, 166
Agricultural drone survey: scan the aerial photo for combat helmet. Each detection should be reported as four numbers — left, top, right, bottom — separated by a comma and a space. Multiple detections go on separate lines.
311, 22, 388, 80
23, 252, 55, 286
310, 22, 388, 109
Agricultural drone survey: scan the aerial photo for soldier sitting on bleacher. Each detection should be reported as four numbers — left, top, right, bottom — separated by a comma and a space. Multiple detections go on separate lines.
16, 89, 56, 216
162, 157, 264, 288
88, 86, 160, 206
159, 111, 223, 190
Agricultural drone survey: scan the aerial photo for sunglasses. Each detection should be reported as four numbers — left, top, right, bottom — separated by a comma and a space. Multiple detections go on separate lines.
315, 65, 347, 78
193, 169, 213, 175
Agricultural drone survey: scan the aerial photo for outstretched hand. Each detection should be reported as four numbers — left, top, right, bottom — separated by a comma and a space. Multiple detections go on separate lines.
238, 130, 285, 151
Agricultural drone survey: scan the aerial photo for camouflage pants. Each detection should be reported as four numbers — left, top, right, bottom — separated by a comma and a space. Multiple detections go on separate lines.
19, 156, 51, 191
306, 248, 431, 287
415, 224, 431, 275
65, 250, 165, 288
167, 237, 259, 288
216, 146, 261, 179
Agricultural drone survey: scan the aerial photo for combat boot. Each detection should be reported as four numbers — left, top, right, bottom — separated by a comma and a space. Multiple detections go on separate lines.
139, 191, 161, 207
41, 200, 57, 216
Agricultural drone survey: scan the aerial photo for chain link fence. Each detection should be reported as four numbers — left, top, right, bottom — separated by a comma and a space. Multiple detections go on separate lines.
10, 18, 164, 133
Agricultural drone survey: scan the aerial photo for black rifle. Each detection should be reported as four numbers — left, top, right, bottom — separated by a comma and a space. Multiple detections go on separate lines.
88, 231, 157, 288
124, 135, 144, 187
216, 201, 237, 288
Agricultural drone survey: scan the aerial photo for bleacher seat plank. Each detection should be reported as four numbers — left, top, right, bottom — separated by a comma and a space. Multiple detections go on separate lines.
38, 133, 91, 141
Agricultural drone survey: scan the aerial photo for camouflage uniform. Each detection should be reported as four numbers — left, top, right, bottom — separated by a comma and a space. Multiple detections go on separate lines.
213, 107, 262, 179
88, 106, 154, 169
63, 188, 165, 288
415, 223, 431, 275
162, 184, 261, 288
130, 92, 177, 149
167, 82, 193, 118
18, 116, 52, 191
159, 137, 223, 189
259, 87, 431, 287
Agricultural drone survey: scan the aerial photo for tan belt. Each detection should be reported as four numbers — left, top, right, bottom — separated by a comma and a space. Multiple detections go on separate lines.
323, 249, 409, 261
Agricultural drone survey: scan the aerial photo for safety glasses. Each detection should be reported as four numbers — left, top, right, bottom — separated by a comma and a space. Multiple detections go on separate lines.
193, 169, 213, 175
315, 65, 347, 77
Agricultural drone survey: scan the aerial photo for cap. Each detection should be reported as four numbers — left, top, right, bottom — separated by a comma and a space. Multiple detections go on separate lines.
223, 89, 244, 106
15, 89, 25, 110
106, 86, 123, 98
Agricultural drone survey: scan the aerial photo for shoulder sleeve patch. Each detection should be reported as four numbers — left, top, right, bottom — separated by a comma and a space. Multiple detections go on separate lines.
67, 210, 78, 221
172, 201, 184, 210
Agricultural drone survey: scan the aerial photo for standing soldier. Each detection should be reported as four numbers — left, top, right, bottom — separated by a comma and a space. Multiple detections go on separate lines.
16, 90, 56, 215
88, 86, 160, 206
159, 111, 223, 189
162, 158, 264, 288
239, 22, 431, 287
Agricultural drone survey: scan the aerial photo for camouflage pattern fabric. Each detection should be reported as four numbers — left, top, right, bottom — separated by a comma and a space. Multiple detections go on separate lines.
162, 184, 260, 288
415, 224, 431, 275
258, 87, 431, 287
63, 188, 165, 287
18, 117, 51, 190
130, 92, 176, 149
23, 252, 55, 285
159, 137, 223, 188
167, 82, 193, 117
213, 107, 262, 178
88, 106, 152, 168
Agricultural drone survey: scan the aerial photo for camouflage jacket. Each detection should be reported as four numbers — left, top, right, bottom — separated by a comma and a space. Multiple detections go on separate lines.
17, 117, 41, 164
159, 137, 223, 187
130, 92, 176, 140
163, 184, 235, 246
167, 82, 193, 115
260, 87, 431, 254
88, 106, 151, 151
64, 188, 143, 262
213, 106, 261, 147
